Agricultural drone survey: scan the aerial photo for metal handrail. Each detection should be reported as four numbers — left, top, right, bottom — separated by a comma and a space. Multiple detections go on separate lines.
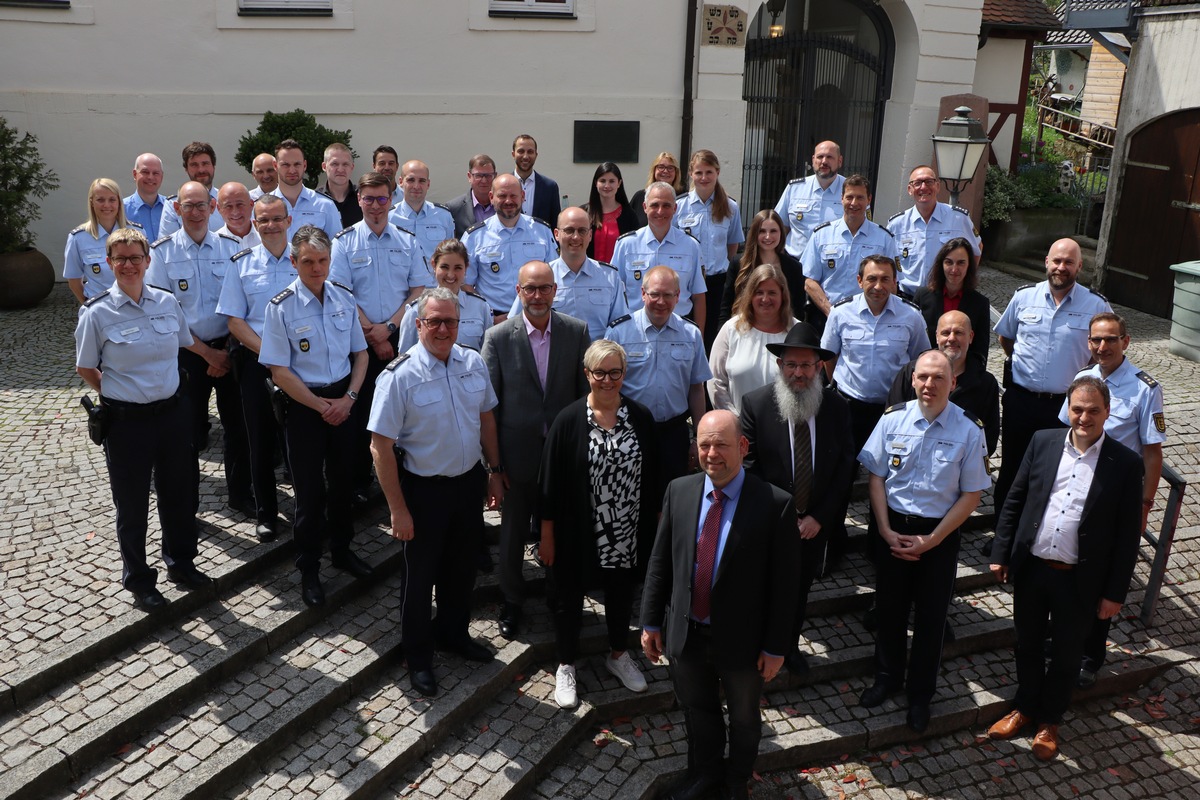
1140, 462, 1188, 626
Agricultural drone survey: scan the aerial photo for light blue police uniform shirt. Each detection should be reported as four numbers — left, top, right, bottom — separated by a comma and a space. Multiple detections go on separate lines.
258, 278, 367, 386
367, 342, 499, 477
673, 191, 745, 277
123, 193, 167, 241
773, 174, 847, 257
994, 281, 1112, 393
886, 202, 981, 295
1058, 358, 1167, 454
800, 218, 899, 305
859, 399, 991, 518
270, 186, 343, 240
506, 257, 627, 341
64, 223, 126, 299
389, 201, 455, 273
147, 229, 242, 342
462, 213, 558, 313
159, 188, 222, 238
328, 221, 427, 324
610, 226, 707, 315
215, 243, 296, 338
604, 309, 711, 422
397, 290, 493, 354
74, 282, 194, 404
821, 292, 930, 403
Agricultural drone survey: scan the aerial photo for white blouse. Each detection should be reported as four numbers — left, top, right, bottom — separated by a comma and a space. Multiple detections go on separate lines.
707, 315, 798, 414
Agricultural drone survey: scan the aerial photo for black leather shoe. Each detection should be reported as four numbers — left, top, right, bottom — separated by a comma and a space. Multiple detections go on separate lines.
166, 566, 213, 591
331, 551, 373, 579
410, 669, 438, 697
476, 547, 494, 574
228, 495, 256, 517
301, 573, 325, 607
1076, 667, 1098, 689
719, 780, 750, 800
785, 648, 810, 674
498, 603, 522, 640
664, 771, 719, 800
132, 588, 167, 610
907, 701, 931, 733
352, 488, 372, 507
859, 682, 896, 708
438, 637, 494, 663
943, 619, 956, 644
255, 521, 278, 543
862, 604, 878, 631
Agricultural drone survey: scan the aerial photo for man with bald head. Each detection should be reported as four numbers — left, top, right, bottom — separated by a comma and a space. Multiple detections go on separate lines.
992, 238, 1112, 515
481, 260, 590, 639
390, 159, 455, 268
215, 183, 260, 248
774, 140, 847, 258
124, 153, 167, 240
248, 153, 278, 201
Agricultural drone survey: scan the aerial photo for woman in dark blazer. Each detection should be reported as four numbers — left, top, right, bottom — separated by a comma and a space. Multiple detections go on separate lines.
912, 237, 991, 366
719, 208, 805, 327
582, 162, 639, 262
539, 340, 660, 710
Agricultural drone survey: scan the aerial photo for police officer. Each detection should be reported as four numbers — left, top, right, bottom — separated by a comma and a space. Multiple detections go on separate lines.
993, 238, 1112, 514
611, 182, 707, 329
216, 194, 298, 541
147, 181, 253, 514
65, 178, 141, 304
857, 350, 989, 732
1059, 311, 1166, 687
463, 173, 558, 321
329, 171, 429, 503
271, 138, 343, 240
369, 287, 506, 698
259, 225, 372, 607
773, 140, 847, 258
398, 239, 494, 354
886, 165, 981, 296
75, 227, 207, 610
390, 160, 456, 264
801, 174, 899, 332
605, 266, 711, 489
160, 142, 222, 237
215, 182, 260, 248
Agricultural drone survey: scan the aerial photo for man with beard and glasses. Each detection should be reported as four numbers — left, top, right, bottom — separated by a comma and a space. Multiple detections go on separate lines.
740, 323, 854, 674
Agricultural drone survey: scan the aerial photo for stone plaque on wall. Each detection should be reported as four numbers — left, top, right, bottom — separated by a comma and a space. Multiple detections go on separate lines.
702, 4, 745, 47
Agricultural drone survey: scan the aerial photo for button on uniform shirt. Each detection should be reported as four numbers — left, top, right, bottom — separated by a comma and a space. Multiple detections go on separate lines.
64, 223, 125, 299
506, 257, 626, 341
1031, 431, 1105, 564
269, 186, 343, 240
886, 203, 980, 295
215, 224, 261, 249
74, 283, 194, 404
159, 188, 222, 238
610, 226, 707, 315
215, 244, 296, 338
604, 309, 711, 422
367, 343, 499, 477
123, 193, 167, 241
462, 214, 558, 313
994, 282, 1112, 393
1058, 359, 1166, 455
389, 201, 455, 274
329, 222, 427, 324
147, 229, 243, 342
258, 279, 366, 386
821, 293, 930, 403
673, 191, 745, 277
397, 290, 493, 354
858, 399, 990, 519
801, 218, 900, 306
773, 174, 846, 257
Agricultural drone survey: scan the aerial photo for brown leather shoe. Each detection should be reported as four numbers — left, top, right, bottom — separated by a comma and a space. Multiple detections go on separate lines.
988, 709, 1032, 740
1032, 724, 1059, 760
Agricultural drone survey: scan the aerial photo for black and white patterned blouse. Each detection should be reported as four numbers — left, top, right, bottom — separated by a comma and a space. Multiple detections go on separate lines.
587, 401, 643, 568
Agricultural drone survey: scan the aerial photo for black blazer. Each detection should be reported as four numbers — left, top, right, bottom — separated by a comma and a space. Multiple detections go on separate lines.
445, 191, 482, 239
912, 286, 991, 366
582, 202, 639, 260
992, 428, 1143, 606
740, 384, 855, 534
718, 250, 806, 327
641, 471, 798, 668
528, 172, 562, 228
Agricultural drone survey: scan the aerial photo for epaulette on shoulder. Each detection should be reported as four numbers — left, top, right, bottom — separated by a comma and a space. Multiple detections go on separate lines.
1015, 283, 1036, 292
788, 176, 806, 185
617, 230, 637, 240
464, 221, 486, 236
391, 223, 416, 237
962, 408, 984, 428
457, 343, 481, 353
128, 221, 144, 230
880, 226, 895, 237
166, 194, 178, 201
334, 227, 354, 239
464, 289, 487, 302
833, 295, 855, 307
1091, 289, 1108, 303
884, 402, 906, 414
146, 283, 171, 293
680, 315, 700, 328
329, 280, 352, 293
597, 260, 618, 271
218, 231, 240, 243
432, 202, 450, 212
812, 221, 833, 233
1136, 371, 1159, 388
70, 223, 88, 235
952, 205, 970, 216
530, 215, 553, 229
83, 290, 110, 307
232, 247, 253, 261
270, 288, 294, 305
608, 314, 632, 328
683, 230, 701, 244
150, 235, 171, 249
888, 210, 905, 222
901, 297, 921, 312
384, 353, 411, 372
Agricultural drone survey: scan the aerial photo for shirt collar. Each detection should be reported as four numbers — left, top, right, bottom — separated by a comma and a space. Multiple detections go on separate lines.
472, 193, 492, 210
704, 467, 746, 502
126, 193, 163, 212
1065, 429, 1106, 458
523, 311, 552, 338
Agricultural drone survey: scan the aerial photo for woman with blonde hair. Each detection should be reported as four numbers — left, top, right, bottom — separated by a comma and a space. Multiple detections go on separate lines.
629, 152, 685, 226
719, 208, 805, 326
65, 177, 136, 304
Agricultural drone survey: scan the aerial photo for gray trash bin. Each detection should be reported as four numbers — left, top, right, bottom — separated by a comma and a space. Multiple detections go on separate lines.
1169, 261, 1200, 362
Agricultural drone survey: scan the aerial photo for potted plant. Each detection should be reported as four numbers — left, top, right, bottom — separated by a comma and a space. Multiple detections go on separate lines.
0, 117, 60, 309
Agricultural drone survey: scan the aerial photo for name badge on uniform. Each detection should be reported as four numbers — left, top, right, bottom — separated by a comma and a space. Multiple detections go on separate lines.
121, 326, 139, 336
299, 338, 310, 352
91, 264, 102, 275
295, 325, 313, 334
1019, 310, 1041, 324
351, 256, 369, 266
178, 279, 189, 292
680, 214, 701, 228
490, 262, 500, 273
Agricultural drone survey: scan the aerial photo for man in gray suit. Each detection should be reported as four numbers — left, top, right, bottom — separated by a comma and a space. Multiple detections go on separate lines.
482, 260, 591, 639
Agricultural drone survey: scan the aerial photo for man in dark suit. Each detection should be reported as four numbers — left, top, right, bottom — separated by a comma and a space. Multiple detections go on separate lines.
512, 134, 562, 227
988, 375, 1143, 760
741, 323, 855, 674
642, 410, 798, 800
445, 154, 498, 237
482, 260, 590, 639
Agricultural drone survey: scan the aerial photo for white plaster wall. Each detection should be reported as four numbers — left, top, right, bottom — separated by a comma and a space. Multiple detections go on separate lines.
974, 36, 1027, 171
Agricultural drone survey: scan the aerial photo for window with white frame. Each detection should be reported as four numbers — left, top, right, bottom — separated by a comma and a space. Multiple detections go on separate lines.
489, 0, 575, 18
238, 0, 332, 15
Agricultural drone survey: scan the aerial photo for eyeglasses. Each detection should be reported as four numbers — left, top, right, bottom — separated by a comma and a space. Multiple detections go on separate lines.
780, 360, 820, 372
419, 317, 460, 330
654, 164, 677, 172
519, 283, 555, 296
470, 172, 497, 181
558, 227, 590, 237
109, 255, 147, 266
587, 368, 625, 382
908, 178, 939, 188
178, 202, 210, 212
1088, 335, 1123, 345
644, 291, 678, 301
360, 196, 391, 206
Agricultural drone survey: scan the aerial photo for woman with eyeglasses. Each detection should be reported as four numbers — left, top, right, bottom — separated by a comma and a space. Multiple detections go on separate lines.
65, 177, 141, 305
912, 237, 991, 366
75, 227, 204, 611
583, 162, 639, 263
629, 152, 685, 227
538, 339, 661, 710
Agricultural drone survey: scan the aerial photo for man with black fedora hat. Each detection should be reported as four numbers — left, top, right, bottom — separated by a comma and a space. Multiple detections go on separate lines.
740, 322, 856, 673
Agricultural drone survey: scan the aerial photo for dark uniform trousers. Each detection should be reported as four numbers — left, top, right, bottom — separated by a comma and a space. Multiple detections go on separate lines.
656, 413, 692, 491
398, 463, 486, 672
996, 382, 1067, 512
351, 329, 401, 490
103, 393, 199, 593
1013, 557, 1091, 724
702, 270, 728, 352
874, 510, 960, 703
283, 377, 356, 575
231, 345, 280, 525
179, 341, 252, 503
840, 390, 885, 558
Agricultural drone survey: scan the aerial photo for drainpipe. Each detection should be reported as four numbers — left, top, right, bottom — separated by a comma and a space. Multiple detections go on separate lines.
680, 0, 699, 163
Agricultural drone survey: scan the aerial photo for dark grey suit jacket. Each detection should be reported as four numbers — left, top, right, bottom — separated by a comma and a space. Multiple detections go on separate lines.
481, 309, 590, 484
528, 172, 562, 228
446, 191, 483, 238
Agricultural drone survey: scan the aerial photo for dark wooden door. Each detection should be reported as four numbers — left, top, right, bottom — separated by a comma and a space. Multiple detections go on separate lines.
1106, 108, 1200, 318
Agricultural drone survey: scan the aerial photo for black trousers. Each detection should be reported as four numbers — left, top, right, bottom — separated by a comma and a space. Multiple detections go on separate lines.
791, 532, 826, 642
179, 344, 251, 503
1013, 557, 1090, 724
996, 384, 1066, 512
804, 304, 828, 337
547, 561, 636, 665
499, 477, 538, 606
351, 330, 400, 489
103, 394, 199, 593
398, 465, 486, 671
873, 510, 960, 703
702, 270, 727, 353
670, 624, 765, 788
656, 414, 691, 491
1081, 616, 1112, 671
841, 391, 885, 557
231, 346, 281, 525
283, 377, 356, 574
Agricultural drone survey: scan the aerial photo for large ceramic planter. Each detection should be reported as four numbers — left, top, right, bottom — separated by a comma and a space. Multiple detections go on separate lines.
980, 207, 1079, 262
0, 247, 55, 309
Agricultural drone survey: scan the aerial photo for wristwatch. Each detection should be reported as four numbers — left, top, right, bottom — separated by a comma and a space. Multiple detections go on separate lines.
386, 321, 398, 334
347, 390, 359, 401
486, 463, 504, 475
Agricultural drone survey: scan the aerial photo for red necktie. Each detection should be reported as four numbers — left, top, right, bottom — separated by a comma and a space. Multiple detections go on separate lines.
692, 489, 725, 621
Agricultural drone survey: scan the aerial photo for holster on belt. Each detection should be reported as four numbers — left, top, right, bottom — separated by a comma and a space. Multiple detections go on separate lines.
80, 395, 108, 446
1002, 358, 1013, 389
265, 378, 288, 426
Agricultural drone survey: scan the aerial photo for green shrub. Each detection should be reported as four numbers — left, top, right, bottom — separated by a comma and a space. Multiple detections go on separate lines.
0, 117, 60, 253
235, 109, 354, 188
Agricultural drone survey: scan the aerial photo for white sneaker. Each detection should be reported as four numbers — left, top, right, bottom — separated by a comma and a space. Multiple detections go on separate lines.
605, 651, 648, 693
554, 664, 578, 709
